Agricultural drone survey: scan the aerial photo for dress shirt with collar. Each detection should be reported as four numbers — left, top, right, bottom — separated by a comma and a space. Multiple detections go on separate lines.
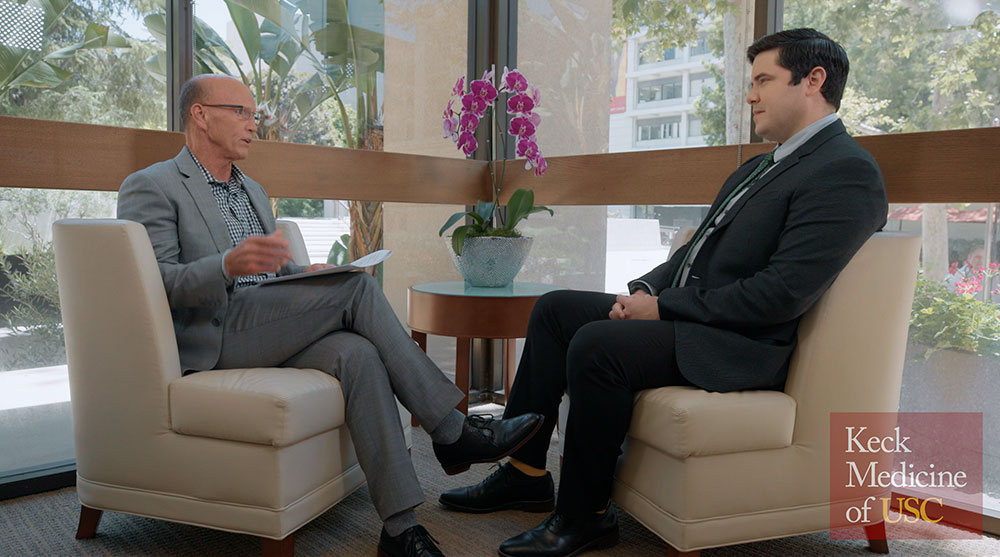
187, 149, 272, 288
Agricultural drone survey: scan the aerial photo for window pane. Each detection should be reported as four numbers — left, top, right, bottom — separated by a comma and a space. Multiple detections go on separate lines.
517, 1, 755, 293
688, 115, 703, 137
886, 202, 1000, 517
784, 1, 1000, 518
193, 0, 358, 148
784, 1, 1000, 135
0, 188, 117, 484
0, 0, 166, 129
380, 2, 468, 373
192, 0, 382, 302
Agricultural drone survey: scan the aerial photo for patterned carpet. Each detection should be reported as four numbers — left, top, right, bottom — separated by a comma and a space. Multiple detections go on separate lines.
2, 427, 999, 556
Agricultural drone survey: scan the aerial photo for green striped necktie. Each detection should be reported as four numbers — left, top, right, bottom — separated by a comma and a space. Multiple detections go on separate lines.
670, 151, 776, 288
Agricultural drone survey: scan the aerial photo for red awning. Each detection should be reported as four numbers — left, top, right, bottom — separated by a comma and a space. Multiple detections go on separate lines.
887, 206, 988, 223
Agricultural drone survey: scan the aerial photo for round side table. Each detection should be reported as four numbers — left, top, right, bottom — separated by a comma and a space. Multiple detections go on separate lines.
407, 281, 563, 418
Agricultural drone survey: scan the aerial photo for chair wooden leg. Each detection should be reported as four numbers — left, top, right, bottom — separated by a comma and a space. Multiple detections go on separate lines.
865, 521, 889, 553
75, 505, 103, 539
665, 545, 700, 557
261, 533, 294, 557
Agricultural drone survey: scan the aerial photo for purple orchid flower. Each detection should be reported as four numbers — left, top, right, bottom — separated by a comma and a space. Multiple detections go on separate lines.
460, 112, 480, 132
530, 85, 541, 105
462, 93, 489, 117
507, 93, 535, 115
516, 137, 539, 159
470, 78, 498, 104
501, 66, 528, 93
443, 115, 459, 141
532, 155, 547, 176
457, 131, 478, 156
508, 116, 536, 138
444, 67, 545, 176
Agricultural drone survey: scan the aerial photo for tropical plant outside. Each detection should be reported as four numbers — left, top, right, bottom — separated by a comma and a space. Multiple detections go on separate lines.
145, 0, 386, 280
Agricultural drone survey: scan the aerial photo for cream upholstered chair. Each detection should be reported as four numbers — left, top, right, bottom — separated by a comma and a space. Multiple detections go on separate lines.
276, 219, 311, 267
609, 232, 920, 555
53, 218, 410, 556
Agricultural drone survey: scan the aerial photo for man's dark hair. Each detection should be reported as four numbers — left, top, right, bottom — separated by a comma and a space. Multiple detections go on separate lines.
178, 75, 212, 131
747, 28, 849, 111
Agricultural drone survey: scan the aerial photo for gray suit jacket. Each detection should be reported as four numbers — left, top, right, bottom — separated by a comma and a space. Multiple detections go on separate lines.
117, 147, 304, 372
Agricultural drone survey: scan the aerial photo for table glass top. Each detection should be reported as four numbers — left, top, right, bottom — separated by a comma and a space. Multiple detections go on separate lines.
411, 281, 564, 298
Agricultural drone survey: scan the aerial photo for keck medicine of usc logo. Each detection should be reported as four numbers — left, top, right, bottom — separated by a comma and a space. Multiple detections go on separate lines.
829, 412, 982, 540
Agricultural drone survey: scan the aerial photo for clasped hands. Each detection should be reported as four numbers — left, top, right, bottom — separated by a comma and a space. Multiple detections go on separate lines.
224, 231, 333, 277
609, 290, 659, 320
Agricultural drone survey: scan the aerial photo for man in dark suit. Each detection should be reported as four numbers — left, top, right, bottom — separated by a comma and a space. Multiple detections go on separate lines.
117, 74, 543, 557
440, 28, 888, 557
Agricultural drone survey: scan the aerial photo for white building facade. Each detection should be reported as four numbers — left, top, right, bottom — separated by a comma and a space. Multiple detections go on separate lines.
609, 32, 719, 152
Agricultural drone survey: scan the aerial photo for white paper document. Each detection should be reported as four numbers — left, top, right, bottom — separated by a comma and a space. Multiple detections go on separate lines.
258, 249, 392, 286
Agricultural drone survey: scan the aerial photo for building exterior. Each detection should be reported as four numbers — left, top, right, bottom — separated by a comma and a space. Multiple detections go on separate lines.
610, 32, 718, 153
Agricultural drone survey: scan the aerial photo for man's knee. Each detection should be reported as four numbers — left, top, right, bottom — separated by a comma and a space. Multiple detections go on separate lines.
528, 290, 577, 329
565, 322, 618, 391
326, 335, 383, 379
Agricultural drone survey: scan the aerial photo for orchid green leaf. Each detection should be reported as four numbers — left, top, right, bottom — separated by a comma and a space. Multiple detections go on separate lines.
451, 226, 470, 256
439, 211, 469, 236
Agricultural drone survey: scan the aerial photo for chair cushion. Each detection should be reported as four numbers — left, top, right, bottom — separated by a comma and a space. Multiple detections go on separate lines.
628, 386, 796, 459
169, 368, 345, 447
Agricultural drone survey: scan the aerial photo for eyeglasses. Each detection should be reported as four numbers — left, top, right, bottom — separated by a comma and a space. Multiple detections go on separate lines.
200, 103, 264, 126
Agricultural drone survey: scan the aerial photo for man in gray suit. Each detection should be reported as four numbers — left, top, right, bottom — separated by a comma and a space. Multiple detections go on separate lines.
117, 74, 542, 557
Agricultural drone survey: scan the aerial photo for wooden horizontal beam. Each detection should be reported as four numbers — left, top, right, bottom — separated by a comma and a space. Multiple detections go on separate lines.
2, 115, 998, 204
0, 116, 488, 204
499, 127, 1000, 205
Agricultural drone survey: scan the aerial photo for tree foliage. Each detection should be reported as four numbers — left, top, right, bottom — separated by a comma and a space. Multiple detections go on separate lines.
644, 1, 1000, 145
612, 0, 722, 52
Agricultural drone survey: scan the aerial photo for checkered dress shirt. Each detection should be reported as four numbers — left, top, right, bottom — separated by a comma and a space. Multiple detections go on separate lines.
188, 151, 272, 288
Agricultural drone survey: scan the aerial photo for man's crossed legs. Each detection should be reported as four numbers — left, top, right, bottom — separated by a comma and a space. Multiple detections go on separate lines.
217, 272, 544, 556
440, 290, 691, 557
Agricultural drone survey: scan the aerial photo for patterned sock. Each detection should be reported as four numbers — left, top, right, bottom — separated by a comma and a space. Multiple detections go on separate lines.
429, 409, 464, 445
383, 508, 419, 538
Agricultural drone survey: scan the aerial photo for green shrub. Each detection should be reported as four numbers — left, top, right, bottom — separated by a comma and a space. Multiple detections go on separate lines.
909, 273, 1000, 358
0, 245, 66, 369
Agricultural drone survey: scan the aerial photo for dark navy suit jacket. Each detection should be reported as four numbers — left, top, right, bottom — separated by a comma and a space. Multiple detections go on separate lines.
634, 120, 888, 392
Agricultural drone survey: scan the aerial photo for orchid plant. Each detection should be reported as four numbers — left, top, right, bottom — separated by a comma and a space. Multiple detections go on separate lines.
438, 67, 553, 255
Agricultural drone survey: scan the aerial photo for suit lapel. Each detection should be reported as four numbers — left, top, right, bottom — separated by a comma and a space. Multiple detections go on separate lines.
244, 176, 275, 235
716, 120, 847, 229
174, 148, 233, 252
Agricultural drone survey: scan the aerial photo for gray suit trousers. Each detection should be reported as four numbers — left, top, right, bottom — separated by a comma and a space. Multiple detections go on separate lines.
216, 271, 464, 520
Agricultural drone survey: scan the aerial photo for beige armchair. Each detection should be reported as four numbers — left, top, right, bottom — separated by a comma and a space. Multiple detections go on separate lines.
609, 232, 921, 555
276, 219, 311, 267
53, 218, 410, 556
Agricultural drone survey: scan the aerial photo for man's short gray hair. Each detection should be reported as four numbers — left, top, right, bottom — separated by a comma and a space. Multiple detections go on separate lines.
178, 75, 215, 131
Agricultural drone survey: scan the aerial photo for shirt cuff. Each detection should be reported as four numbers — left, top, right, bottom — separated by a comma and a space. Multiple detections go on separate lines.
221, 249, 234, 285
627, 279, 657, 296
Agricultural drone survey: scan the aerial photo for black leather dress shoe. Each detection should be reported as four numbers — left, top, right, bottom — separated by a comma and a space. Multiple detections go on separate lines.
439, 462, 554, 513
433, 413, 543, 475
498, 507, 619, 557
377, 525, 445, 557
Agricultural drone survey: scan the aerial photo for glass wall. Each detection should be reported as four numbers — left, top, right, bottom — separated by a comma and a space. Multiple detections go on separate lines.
0, 0, 162, 489
515, 0, 756, 293
0, 187, 116, 486
381, 1, 468, 376
785, 0, 1000, 516
182, 0, 470, 374
0, 0, 166, 128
